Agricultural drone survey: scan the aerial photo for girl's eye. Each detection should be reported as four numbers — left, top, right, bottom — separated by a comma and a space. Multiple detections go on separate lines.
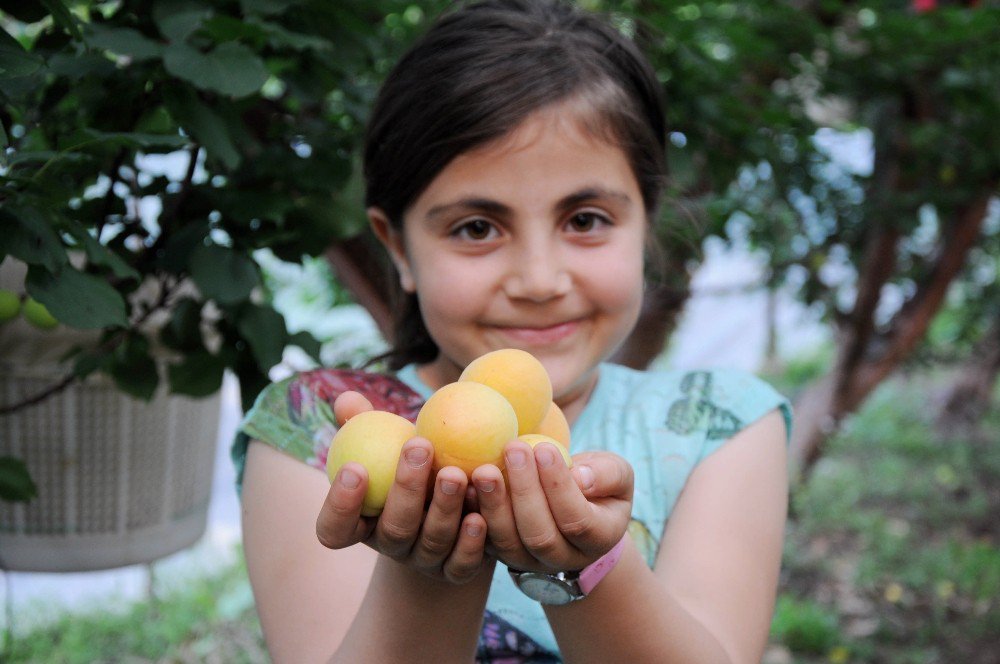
453, 219, 497, 241
566, 212, 607, 233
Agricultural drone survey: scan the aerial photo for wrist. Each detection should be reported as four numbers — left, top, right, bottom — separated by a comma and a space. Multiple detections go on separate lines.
508, 535, 627, 605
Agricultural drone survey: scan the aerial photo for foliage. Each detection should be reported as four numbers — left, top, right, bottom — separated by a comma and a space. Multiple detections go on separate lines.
2, 551, 266, 663
0, 0, 445, 497
780, 369, 1000, 661
770, 594, 842, 656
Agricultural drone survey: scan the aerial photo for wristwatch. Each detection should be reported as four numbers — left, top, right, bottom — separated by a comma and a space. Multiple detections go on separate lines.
507, 536, 626, 606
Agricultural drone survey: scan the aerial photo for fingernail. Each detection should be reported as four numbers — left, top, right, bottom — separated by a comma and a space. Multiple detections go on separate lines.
574, 465, 595, 490
506, 449, 527, 470
441, 480, 459, 495
476, 479, 496, 494
405, 446, 429, 467
536, 446, 555, 468
339, 468, 360, 489
466, 523, 482, 537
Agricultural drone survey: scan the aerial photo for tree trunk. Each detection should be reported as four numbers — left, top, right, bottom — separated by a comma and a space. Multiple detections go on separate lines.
936, 318, 1000, 434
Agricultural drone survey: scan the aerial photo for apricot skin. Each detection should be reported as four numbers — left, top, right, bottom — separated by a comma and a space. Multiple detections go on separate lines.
517, 433, 573, 467
459, 348, 552, 435
416, 381, 518, 477
326, 410, 417, 517
532, 402, 571, 448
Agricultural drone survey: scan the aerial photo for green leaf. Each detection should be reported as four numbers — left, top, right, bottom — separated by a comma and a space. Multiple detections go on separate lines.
239, 0, 306, 16
246, 17, 332, 52
0, 206, 68, 272
108, 335, 159, 400
0, 457, 37, 503
0, 28, 45, 78
40, 0, 83, 40
64, 222, 141, 282
157, 221, 210, 273
289, 330, 322, 363
159, 297, 204, 351
163, 41, 268, 98
81, 130, 189, 150
25, 264, 129, 329
236, 303, 287, 372
167, 350, 226, 397
153, 0, 213, 43
84, 25, 164, 61
163, 88, 241, 169
189, 244, 260, 305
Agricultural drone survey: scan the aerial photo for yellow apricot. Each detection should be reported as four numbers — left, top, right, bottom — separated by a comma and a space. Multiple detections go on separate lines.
416, 381, 518, 476
518, 434, 573, 467
459, 348, 552, 435
326, 410, 416, 517
533, 401, 571, 448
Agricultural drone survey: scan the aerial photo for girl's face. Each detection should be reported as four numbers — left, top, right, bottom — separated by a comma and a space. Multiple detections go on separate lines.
373, 105, 647, 412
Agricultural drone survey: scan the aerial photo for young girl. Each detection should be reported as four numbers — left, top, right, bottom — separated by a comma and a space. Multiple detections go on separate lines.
234, 1, 792, 662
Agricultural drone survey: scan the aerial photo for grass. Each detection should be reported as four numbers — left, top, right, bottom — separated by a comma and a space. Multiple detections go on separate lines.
768, 368, 1000, 664
4, 363, 998, 663
2, 552, 267, 663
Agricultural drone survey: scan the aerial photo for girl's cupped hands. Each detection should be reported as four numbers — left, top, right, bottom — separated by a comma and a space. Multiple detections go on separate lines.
315, 391, 489, 585
316, 391, 634, 581
471, 442, 634, 573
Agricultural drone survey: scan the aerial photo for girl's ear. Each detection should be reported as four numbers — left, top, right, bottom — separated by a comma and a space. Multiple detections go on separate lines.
368, 207, 416, 293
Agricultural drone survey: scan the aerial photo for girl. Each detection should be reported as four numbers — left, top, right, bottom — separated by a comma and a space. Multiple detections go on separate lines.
234, 1, 792, 662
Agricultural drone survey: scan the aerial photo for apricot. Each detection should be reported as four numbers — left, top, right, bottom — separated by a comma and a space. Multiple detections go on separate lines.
326, 410, 417, 517
22, 297, 58, 329
533, 401, 571, 448
416, 381, 518, 477
0, 289, 20, 323
459, 348, 551, 435
517, 433, 572, 467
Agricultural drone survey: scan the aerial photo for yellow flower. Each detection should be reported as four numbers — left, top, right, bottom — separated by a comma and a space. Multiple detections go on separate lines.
828, 646, 851, 663
884, 582, 904, 603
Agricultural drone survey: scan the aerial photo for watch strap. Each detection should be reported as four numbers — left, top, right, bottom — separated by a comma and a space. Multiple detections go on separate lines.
578, 535, 626, 595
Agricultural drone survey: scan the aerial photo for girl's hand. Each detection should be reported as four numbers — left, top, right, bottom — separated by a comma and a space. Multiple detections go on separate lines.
471, 440, 634, 572
315, 391, 489, 585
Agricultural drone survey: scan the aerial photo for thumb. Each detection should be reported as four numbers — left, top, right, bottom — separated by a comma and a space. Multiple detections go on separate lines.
570, 451, 634, 500
333, 391, 374, 426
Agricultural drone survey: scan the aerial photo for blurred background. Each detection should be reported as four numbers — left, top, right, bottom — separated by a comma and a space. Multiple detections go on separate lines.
1, 1, 997, 662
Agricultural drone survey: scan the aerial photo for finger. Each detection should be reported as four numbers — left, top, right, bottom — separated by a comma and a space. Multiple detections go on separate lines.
316, 462, 373, 549
374, 437, 434, 559
570, 451, 634, 501
504, 440, 575, 568
411, 466, 468, 571
471, 464, 529, 567
443, 512, 488, 585
534, 442, 602, 554
333, 391, 374, 426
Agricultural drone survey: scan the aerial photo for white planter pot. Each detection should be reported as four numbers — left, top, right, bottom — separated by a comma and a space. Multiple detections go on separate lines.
0, 360, 221, 572
0, 258, 222, 572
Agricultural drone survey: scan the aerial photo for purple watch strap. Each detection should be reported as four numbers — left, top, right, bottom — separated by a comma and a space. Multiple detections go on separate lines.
578, 535, 626, 595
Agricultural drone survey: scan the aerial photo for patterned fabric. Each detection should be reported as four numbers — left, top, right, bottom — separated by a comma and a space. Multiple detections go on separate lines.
233, 362, 793, 662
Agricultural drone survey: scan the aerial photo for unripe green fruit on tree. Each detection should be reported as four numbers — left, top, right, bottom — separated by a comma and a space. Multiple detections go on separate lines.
0, 289, 20, 323
326, 410, 417, 517
22, 298, 59, 329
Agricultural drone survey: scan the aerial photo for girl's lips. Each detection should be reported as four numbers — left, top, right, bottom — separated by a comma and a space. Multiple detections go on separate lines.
495, 320, 581, 345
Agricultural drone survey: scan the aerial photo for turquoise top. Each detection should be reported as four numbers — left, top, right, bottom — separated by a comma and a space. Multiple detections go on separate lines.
232, 362, 792, 661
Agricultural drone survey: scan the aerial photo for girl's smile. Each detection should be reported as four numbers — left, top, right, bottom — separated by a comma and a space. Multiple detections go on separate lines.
371, 101, 648, 422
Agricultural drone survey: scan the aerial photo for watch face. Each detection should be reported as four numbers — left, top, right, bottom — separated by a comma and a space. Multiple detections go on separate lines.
516, 574, 578, 606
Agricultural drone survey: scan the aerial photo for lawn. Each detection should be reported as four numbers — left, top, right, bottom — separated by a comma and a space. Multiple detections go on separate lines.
3, 366, 998, 663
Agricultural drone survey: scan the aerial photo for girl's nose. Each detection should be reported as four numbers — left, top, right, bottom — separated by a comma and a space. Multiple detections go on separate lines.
502, 253, 572, 302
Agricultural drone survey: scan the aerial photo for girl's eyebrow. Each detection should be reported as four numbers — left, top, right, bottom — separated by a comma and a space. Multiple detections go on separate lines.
424, 186, 633, 221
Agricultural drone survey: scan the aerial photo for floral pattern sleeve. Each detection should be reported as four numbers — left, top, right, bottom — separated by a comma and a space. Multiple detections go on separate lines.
232, 369, 424, 490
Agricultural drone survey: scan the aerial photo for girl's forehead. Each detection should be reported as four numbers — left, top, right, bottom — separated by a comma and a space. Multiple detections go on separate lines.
467, 101, 621, 161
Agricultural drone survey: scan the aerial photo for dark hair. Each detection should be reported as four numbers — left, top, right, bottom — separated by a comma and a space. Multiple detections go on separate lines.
363, 0, 667, 370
